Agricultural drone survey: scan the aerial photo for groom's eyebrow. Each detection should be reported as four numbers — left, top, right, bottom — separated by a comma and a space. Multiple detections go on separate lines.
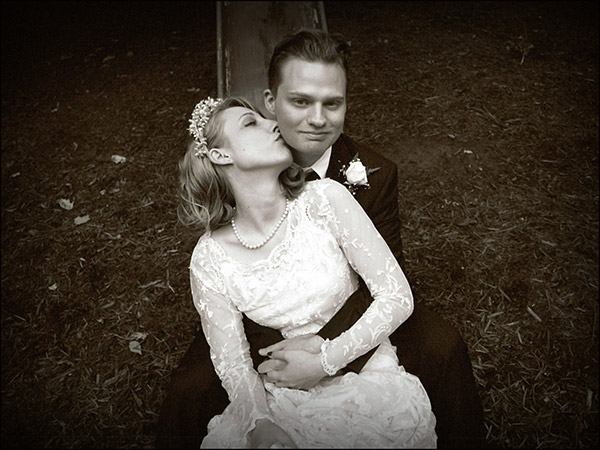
288, 91, 345, 102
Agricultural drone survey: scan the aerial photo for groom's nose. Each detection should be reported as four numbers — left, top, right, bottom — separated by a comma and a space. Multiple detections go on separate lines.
307, 104, 326, 128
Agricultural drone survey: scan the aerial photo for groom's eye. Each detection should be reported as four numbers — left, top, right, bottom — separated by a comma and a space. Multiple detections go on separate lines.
244, 119, 256, 127
292, 98, 308, 107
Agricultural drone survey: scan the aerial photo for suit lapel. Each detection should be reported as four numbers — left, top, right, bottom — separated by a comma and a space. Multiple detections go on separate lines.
326, 134, 354, 183
325, 134, 379, 208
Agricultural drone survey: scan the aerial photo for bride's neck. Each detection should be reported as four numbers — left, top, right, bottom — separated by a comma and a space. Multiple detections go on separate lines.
231, 181, 286, 229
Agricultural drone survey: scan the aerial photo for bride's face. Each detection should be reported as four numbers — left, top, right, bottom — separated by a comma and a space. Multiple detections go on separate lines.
217, 106, 293, 172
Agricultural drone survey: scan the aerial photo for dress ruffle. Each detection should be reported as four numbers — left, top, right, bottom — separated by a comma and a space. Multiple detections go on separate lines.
202, 343, 437, 448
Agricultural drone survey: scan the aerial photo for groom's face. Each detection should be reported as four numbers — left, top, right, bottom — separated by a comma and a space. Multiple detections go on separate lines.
264, 57, 346, 167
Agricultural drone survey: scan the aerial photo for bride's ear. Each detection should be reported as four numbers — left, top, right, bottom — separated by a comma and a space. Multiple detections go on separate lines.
207, 148, 232, 166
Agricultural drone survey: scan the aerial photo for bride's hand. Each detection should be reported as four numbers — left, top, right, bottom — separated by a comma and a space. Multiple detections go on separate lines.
258, 336, 328, 390
250, 419, 296, 448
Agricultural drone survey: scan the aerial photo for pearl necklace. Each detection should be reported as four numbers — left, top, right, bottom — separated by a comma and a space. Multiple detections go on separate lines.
231, 199, 290, 250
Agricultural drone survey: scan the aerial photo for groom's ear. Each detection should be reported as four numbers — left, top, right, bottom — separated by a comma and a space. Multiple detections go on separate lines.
263, 89, 276, 118
207, 148, 232, 166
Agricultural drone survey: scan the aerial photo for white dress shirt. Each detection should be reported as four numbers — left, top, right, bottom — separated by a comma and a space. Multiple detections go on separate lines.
305, 146, 332, 179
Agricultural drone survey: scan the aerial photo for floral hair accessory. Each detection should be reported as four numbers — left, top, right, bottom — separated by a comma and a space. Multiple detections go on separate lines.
339, 153, 380, 195
188, 97, 224, 157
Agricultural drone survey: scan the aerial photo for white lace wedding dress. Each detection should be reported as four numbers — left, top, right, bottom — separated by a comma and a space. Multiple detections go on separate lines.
190, 179, 437, 448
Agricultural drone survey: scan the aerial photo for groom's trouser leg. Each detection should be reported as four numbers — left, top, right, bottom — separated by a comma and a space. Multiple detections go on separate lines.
390, 303, 486, 449
155, 333, 226, 449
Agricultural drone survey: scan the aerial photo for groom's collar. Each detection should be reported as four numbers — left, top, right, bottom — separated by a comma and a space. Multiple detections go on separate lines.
302, 134, 355, 181
306, 146, 332, 179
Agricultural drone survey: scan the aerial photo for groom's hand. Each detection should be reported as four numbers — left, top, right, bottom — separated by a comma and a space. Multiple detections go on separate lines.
259, 334, 324, 355
257, 335, 327, 389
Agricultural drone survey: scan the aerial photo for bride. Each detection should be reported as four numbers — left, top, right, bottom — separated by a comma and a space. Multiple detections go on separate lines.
177, 96, 437, 448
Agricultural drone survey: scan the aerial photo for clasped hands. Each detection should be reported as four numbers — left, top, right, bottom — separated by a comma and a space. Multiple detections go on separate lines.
257, 334, 327, 390
252, 335, 328, 448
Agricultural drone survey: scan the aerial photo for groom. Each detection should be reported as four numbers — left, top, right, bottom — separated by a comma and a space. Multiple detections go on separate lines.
156, 29, 485, 448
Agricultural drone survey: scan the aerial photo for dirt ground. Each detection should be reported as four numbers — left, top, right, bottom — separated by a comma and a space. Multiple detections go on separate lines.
1, 1, 598, 448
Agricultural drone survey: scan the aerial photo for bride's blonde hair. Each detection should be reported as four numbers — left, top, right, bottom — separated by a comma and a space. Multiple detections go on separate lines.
178, 96, 304, 234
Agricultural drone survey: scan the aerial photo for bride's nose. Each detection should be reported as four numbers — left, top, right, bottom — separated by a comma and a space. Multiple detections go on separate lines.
267, 120, 279, 134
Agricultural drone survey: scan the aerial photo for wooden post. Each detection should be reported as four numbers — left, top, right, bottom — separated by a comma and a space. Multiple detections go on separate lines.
217, 1, 327, 118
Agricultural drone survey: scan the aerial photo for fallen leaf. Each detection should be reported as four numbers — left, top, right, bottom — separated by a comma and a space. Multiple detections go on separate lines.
58, 198, 74, 210
129, 341, 142, 355
49, 283, 58, 291
111, 154, 127, 164
458, 218, 477, 227
74, 215, 90, 225
102, 55, 115, 63
130, 332, 148, 341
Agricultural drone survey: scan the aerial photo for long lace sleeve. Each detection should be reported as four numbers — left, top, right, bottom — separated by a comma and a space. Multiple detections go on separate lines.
189, 240, 273, 440
312, 180, 414, 373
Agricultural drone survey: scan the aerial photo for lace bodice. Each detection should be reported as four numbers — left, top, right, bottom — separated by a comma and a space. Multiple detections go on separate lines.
189, 179, 413, 439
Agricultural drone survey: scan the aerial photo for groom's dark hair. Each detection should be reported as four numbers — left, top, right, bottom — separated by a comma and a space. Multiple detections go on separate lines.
268, 28, 351, 95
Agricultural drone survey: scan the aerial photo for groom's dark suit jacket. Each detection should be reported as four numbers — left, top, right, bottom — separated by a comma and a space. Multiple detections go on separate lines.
326, 134, 404, 266
243, 133, 405, 373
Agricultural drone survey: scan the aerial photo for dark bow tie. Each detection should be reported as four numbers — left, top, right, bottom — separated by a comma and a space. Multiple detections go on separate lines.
304, 169, 321, 181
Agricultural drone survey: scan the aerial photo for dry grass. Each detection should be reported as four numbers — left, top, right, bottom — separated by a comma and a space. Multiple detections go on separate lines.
1, 1, 598, 448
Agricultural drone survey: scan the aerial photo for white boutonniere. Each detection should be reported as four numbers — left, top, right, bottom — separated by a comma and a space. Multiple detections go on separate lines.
339, 153, 380, 195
